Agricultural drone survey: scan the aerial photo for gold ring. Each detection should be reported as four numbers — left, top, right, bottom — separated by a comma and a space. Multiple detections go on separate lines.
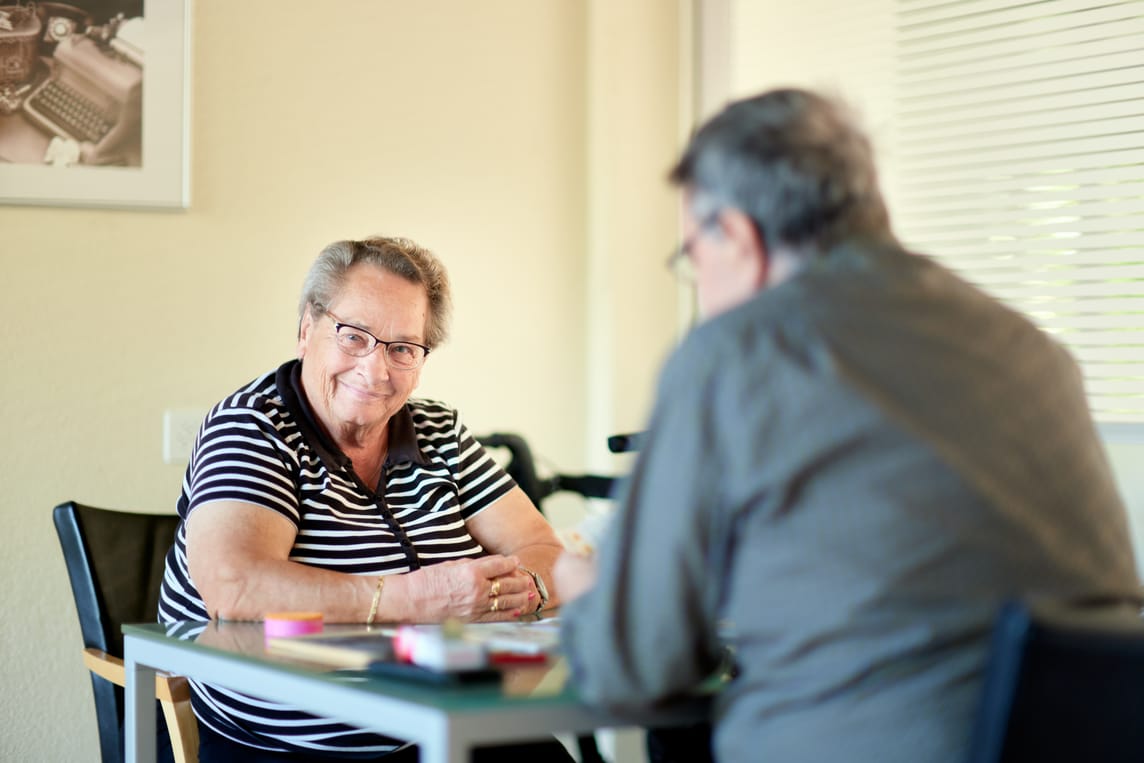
490, 579, 501, 597
490, 596, 500, 613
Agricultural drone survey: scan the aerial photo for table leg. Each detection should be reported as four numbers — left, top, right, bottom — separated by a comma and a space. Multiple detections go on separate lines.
124, 653, 157, 763
419, 732, 469, 763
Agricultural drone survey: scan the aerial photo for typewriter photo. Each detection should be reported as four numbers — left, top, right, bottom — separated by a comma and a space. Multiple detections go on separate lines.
0, 2, 143, 166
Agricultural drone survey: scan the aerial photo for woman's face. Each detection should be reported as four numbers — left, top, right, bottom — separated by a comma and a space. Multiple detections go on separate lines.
297, 263, 429, 442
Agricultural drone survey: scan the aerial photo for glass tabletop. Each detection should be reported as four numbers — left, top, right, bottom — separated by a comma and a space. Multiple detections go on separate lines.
123, 620, 582, 712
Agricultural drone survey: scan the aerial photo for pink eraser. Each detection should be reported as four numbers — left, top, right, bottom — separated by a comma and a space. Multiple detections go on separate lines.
264, 612, 324, 639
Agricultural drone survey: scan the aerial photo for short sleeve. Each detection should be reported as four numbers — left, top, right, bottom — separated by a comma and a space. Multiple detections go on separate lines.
185, 403, 302, 525
441, 412, 514, 520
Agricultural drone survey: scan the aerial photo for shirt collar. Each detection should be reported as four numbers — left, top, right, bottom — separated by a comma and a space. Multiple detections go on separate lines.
275, 359, 427, 473
384, 399, 426, 465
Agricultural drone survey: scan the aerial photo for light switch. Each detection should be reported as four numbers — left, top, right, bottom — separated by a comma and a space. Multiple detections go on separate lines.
162, 408, 205, 464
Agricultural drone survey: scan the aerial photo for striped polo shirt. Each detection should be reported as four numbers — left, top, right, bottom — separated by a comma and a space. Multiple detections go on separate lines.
157, 359, 514, 754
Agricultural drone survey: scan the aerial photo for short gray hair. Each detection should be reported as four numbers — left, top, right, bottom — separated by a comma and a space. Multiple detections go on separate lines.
670, 88, 891, 255
298, 237, 452, 348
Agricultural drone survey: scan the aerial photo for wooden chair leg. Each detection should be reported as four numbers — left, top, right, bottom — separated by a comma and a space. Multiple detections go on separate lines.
83, 648, 200, 762
160, 697, 199, 763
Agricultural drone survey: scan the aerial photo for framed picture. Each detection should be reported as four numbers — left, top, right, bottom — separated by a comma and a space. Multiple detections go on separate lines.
0, 0, 190, 209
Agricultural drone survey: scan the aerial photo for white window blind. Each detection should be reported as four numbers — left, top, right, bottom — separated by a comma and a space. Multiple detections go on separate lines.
894, 0, 1144, 421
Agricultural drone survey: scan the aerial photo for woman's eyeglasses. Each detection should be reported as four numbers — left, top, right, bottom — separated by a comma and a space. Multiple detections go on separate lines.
324, 311, 430, 370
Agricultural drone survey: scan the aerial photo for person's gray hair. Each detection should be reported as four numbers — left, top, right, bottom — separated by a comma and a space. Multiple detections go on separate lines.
670, 88, 892, 256
298, 237, 452, 349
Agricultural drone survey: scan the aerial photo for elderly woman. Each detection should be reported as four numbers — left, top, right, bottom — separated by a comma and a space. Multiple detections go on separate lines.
158, 237, 571, 763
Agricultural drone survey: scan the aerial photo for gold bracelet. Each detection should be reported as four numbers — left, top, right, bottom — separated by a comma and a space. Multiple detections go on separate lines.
366, 576, 385, 625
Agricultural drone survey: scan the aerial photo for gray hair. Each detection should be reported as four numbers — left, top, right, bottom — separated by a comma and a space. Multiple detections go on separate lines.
298, 237, 452, 349
670, 88, 891, 256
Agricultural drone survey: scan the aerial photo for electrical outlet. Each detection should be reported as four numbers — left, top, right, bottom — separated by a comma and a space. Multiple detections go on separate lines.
163, 408, 205, 464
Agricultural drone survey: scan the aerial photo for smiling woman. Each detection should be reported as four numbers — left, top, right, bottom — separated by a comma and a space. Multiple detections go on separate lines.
156, 236, 573, 762
298, 264, 431, 468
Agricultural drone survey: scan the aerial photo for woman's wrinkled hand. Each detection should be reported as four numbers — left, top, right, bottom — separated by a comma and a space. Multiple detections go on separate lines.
406, 555, 538, 623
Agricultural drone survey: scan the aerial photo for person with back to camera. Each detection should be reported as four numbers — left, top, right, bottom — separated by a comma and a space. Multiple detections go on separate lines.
555, 88, 1142, 763
158, 236, 573, 763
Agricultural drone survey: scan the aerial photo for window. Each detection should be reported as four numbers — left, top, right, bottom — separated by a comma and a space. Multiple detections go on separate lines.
893, 0, 1144, 422
717, 0, 1144, 421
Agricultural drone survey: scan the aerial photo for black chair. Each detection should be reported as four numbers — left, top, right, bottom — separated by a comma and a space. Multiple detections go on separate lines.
53, 500, 198, 763
478, 432, 619, 507
966, 596, 1144, 763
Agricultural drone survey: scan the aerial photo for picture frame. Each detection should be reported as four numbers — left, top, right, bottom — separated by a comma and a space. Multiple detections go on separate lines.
0, 0, 190, 209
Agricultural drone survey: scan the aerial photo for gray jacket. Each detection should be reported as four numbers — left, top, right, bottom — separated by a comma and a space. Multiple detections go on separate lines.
561, 238, 1139, 763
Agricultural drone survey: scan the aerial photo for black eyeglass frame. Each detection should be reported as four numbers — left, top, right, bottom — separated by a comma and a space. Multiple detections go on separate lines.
322, 309, 431, 369
665, 212, 722, 277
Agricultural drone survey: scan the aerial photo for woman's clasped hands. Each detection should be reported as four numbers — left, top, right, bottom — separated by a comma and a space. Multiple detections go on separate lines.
408, 554, 537, 622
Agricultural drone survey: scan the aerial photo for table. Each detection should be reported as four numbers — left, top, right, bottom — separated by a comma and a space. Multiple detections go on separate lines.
123, 620, 708, 763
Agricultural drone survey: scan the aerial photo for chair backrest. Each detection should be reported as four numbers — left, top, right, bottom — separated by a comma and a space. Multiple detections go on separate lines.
476, 433, 553, 507
476, 432, 620, 508
53, 500, 180, 763
966, 597, 1144, 763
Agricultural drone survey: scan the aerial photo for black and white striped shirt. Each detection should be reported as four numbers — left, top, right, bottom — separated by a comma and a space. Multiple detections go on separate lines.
158, 360, 513, 754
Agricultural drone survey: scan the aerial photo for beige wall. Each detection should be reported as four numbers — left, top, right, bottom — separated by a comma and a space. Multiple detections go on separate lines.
0, 2, 684, 759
